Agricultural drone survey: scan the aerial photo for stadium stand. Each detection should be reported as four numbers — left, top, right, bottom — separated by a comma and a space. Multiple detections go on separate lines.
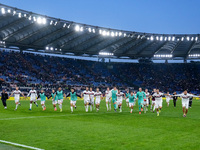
1, 50, 200, 94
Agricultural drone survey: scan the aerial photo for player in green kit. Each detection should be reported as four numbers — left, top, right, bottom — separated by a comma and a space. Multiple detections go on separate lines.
66, 88, 81, 113
136, 88, 146, 114
111, 86, 118, 112
53, 87, 65, 112
37, 90, 47, 111
129, 91, 136, 113
48, 89, 58, 111
125, 90, 130, 107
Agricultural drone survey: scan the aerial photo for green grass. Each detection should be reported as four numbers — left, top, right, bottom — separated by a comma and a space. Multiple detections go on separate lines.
0, 99, 200, 150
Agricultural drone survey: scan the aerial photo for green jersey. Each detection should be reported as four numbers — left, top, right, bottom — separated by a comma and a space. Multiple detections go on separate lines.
129, 95, 135, 103
111, 89, 118, 100
70, 92, 77, 101
39, 93, 46, 101
56, 90, 63, 100
126, 93, 130, 98
136, 91, 146, 101
51, 93, 58, 100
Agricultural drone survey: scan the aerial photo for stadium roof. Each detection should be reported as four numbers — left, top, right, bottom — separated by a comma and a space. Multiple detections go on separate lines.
0, 3, 200, 59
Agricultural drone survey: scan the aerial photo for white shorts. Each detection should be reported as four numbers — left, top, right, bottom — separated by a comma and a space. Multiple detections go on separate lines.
117, 100, 122, 105
41, 101, 45, 105
155, 100, 162, 108
106, 97, 111, 103
84, 99, 90, 104
15, 98, 19, 103
152, 100, 156, 105
143, 99, 148, 105
30, 98, 36, 102
182, 99, 189, 109
129, 102, 134, 107
70, 100, 77, 106
95, 99, 101, 104
58, 99, 63, 104
166, 98, 170, 103
126, 98, 129, 103
52, 100, 58, 105
90, 98, 94, 105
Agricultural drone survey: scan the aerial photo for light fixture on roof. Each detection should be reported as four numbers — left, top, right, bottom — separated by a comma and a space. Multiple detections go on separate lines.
33, 16, 36, 22
181, 37, 184, 41
111, 32, 115, 37
13, 10, 16, 15
24, 14, 27, 17
99, 29, 102, 34
80, 26, 83, 31
88, 27, 91, 32
50, 47, 53, 50
28, 16, 32, 20
18, 12, 22, 18
172, 36, 175, 41
106, 31, 110, 36
124, 33, 127, 37
102, 30, 107, 36
187, 36, 190, 41
119, 32, 122, 36
7, 9, 11, 13
50, 20, 53, 25
99, 52, 114, 56
164, 37, 167, 41
37, 17, 42, 24
1, 8, 5, 14
67, 24, 71, 28
45, 46, 49, 50
92, 28, 95, 33
160, 36, 163, 41
115, 32, 118, 36
147, 37, 150, 40
191, 37, 194, 41
168, 36, 171, 41
75, 25, 80, 31
156, 36, 159, 41
177, 38, 180, 41
195, 37, 198, 41
150, 36, 154, 41
63, 23, 66, 28
54, 21, 57, 26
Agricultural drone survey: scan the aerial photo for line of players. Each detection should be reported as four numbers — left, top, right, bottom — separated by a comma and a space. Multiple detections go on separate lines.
8, 86, 199, 117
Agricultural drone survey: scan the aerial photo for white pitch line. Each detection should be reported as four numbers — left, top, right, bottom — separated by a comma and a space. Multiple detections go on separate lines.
0, 111, 130, 121
0, 140, 44, 150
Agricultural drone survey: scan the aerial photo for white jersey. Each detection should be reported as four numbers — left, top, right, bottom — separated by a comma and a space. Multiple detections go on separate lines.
89, 91, 95, 99
27, 90, 37, 100
105, 90, 111, 99
82, 90, 90, 100
166, 94, 171, 99
145, 92, 150, 99
177, 93, 195, 101
12, 90, 22, 99
94, 92, 102, 101
152, 92, 163, 101
116, 92, 124, 101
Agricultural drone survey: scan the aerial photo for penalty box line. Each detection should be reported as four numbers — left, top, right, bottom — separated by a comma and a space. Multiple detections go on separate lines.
0, 140, 44, 150
0, 111, 130, 121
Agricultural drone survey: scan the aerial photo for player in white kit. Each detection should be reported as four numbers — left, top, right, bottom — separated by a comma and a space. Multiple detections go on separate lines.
144, 89, 150, 113
173, 90, 200, 117
165, 92, 171, 107
89, 87, 95, 111
9, 87, 25, 111
116, 90, 124, 112
105, 87, 111, 111
94, 88, 102, 112
152, 89, 163, 116
81, 87, 90, 112
27, 87, 38, 110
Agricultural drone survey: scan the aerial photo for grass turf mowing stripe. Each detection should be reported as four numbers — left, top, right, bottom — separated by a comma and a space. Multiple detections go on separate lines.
0, 140, 44, 150
0, 111, 132, 121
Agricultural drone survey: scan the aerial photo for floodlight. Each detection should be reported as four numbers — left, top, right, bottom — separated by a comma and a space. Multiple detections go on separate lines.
75, 25, 80, 31
1, 8, 5, 14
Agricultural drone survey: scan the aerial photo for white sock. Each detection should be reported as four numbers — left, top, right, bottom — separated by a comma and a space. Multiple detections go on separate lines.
157, 111, 159, 114
15, 104, 18, 109
127, 103, 128, 106
109, 104, 111, 110
71, 106, 73, 112
86, 105, 88, 112
120, 106, 122, 111
106, 104, 108, 110
153, 105, 155, 111
144, 106, 146, 111
85, 106, 87, 110
42, 105, 44, 109
30, 104, 32, 109
151, 105, 153, 109
131, 108, 133, 112
60, 104, 62, 109
90, 105, 92, 111
35, 102, 38, 105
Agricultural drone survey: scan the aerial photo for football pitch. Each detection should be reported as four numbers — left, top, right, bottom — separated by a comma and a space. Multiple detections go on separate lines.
0, 99, 200, 150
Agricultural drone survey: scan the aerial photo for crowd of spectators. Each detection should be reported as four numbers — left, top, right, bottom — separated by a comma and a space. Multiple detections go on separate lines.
0, 50, 200, 94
